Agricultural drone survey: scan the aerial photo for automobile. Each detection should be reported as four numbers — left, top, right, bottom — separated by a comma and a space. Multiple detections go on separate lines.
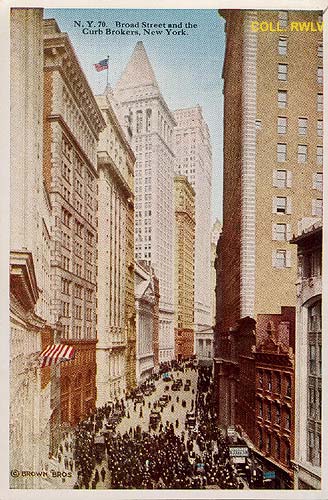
144, 387, 152, 396
159, 394, 169, 407
186, 379, 191, 385
149, 410, 161, 429
176, 378, 183, 387
172, 382, 179, 391
184, 384, 190, 391
162, 372, 172, 381
186, 412, 196, 428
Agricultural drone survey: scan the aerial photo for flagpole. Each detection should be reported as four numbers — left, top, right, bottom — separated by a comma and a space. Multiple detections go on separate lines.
106, 54, 109, 87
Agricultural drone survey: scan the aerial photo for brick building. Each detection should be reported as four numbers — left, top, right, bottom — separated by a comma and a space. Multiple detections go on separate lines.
255, 307, 295, 488
174, 176, 195, 360
215, 9, 323, 488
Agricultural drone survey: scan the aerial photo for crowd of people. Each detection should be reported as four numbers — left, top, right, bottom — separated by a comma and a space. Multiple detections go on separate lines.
67, 359, 243, 489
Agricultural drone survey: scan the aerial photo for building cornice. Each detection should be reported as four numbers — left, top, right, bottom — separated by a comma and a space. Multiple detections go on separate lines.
10, 251, 40, 312
44, 21, 106, 137
98, 151, 133, 200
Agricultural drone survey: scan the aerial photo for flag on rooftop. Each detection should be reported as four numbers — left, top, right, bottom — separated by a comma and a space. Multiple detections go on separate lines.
94, 58, 109, 72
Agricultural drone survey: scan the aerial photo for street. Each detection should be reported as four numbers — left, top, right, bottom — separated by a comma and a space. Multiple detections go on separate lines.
43, 361, 254, 489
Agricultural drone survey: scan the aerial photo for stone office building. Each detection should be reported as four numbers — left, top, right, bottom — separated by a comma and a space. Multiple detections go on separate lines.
43, 19, 105, 425
95, 92, 136, 403
113, 41, 176, 362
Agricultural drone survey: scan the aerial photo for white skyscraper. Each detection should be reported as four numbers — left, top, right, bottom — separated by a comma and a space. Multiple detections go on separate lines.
114, 42, 176, 361
173, 106, 213, 359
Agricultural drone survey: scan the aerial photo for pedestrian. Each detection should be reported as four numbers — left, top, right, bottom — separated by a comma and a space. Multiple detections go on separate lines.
69, 458, 73, 471
91, 479, 96, 489
94, 468, 100, 484
171, 404, 174, 412
101, 466, 106, 482
176, 419, 179, 428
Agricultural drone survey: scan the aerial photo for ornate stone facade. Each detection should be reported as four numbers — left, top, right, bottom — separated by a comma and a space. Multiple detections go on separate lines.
135, 261, 160, 383
113, 41, 176, 362
10, 8, 54, 487
95, 92, 136, 403
43, 19, 105, 426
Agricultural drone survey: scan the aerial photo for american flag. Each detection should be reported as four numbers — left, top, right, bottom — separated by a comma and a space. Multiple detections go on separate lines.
40, 344, 75, 368
94, 58, 109, 72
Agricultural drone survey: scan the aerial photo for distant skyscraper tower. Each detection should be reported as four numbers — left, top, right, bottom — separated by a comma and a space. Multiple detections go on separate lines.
114, 41, 176, 361
173, 107, 213, 359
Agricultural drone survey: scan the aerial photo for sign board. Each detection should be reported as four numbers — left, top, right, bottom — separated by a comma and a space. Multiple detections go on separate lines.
227, 426, 235, 437
232, 456, 246, 464
229, 446, 249, 457
264, 471, 276, 479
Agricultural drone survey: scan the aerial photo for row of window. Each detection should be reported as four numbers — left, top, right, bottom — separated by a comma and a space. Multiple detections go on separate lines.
278, 91, 322, 111
278, 63, 322, 83
276, 143, 322, 163
277, 117, 322, 137
258, 370, 291, 396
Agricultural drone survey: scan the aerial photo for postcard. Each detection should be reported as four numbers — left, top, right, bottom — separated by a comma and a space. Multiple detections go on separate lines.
1, 1, 327, 499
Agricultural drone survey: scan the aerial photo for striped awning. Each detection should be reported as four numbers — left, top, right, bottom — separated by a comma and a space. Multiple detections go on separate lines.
40, 344, 75, 368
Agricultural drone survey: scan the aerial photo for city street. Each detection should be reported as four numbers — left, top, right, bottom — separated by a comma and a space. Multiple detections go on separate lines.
44, 362, 252, 490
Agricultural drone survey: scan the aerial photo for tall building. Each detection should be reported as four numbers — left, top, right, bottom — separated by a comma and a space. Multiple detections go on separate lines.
95, 92, 136, 404
211, 219, 222, 326
113, 42, 176, 362
174, 176, 195, 360
10, 8, 54, 488
215, 9, 323, 486
135, 260, 160, 383
291, 218, 322, 490
43, 19, 105, 425
173, 106, 213, 360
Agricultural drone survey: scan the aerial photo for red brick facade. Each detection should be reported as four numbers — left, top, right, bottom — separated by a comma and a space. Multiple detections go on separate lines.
175, 328, 194, 360
60, 340, 97, 427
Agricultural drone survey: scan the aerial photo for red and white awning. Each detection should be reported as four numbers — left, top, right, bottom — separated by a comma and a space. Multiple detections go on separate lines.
40, 344, 75, 368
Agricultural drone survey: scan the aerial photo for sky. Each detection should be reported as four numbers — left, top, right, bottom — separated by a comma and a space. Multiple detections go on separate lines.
46, 9, 226, 222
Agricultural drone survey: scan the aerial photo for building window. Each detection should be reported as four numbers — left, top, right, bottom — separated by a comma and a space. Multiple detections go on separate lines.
259, 428, 263, 450
274, 223, 287, 241
286, 375, 291, 397
317, 119, 323, 137
317, 94, 323, 112
313, 172, 323, 192
312, 198, 323, 216
274, 249, 287, 268
259, 371, 263, 389
278, 90, 287, 108
317, 145, 323, 165
285, 409, 291, 430
278, 64, 288, 81
278, 117, 287, 134
308, 386, 315, 418
298, 118, 308, 135
309, 344, 316, 375
298, 144, 307, 163
275, 373, 281, 394
318, 42, 323, 58
276, 405, 281, 426
267, 433, 271, 454
273, 169, 289, 188
317, 67, 323, 84
308, 431, 315, 463
267, 372, 272, 391
267, 403, 272, 421
275, 196, 287, 213
278, 37, 287, 55
277, 143, 287, 162
259, 400, 263, 418
278, 10, 288, 28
